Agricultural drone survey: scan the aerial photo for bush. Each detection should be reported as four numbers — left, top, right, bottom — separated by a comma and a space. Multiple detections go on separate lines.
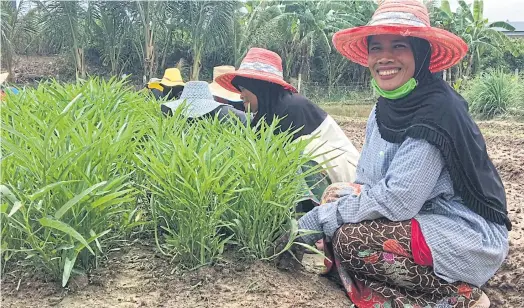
465, 69, 523, 119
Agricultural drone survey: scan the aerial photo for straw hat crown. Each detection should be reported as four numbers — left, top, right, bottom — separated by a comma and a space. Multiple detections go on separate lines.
160, 68, 185, 87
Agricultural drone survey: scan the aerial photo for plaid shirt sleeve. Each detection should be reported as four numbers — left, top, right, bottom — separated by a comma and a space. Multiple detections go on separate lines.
298, 137, 445, 244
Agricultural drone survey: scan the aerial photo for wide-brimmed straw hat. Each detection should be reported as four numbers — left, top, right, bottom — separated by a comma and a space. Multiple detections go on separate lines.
160, 68, 185, 87
216, 48, 297, 94
147, 78, 163, 91
332, 0, 468, 72
161, 81, 225, 118
208, 66, 242, 102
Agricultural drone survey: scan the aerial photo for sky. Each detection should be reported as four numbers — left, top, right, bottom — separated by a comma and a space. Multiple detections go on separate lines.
11, 0, 524, 23
447, 0, 524, 22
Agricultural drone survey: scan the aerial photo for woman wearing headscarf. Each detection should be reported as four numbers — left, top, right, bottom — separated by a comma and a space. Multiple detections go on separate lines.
272, 1, 510, 307
161, 81, 247, 125
216, 48, 361, 211
158, 68, 186, 100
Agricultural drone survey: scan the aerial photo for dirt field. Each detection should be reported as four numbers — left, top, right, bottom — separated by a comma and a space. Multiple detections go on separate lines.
2, 117, 523, 308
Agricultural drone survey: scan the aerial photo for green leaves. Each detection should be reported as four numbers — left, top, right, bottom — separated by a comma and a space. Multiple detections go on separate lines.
466, 69, 523, 119
54, 181, 107, 219
38, 218, 94, 255
1, 78, 145, 286
136, 108, 317, 267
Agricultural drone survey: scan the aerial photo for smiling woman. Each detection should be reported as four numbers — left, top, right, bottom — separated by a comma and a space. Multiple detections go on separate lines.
368, 35, 435, 100
272, 0, 511, 307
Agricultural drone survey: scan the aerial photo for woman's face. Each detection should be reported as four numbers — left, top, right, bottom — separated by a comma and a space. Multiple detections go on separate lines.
238, 86, 258, 113
367, 34, 415, 91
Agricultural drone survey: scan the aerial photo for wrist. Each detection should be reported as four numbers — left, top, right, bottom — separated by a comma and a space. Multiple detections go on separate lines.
298, 209, 324, 245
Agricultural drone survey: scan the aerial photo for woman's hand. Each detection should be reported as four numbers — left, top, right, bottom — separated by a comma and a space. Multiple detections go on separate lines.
271, 231, 306, 270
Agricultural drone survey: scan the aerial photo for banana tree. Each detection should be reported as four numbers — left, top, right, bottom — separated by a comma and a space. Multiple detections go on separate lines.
431, 0, 515, 79
283, 0, 376, 82
242, 3, 298, 78
324, 0, 376, 86
456, 0, 515, 76
233, 0, 277, 67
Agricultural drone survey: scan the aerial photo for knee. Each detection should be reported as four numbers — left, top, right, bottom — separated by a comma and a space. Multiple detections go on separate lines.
321, 182, 361, 204
332, 224, 362, 255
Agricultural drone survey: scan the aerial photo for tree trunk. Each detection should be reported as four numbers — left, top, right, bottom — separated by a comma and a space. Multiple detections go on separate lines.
143, 22, 154, 83
191, 44, 202, 81
3, 49, 15, 82
159, 30, 172, 72
110, 47, 117, 76
74, 47, 85, 79
465, 53, 474, 77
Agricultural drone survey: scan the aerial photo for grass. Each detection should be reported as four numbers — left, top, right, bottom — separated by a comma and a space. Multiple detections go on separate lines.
1, 77, 319, 284
319, 104, 374, 118
465, 69, 523, 120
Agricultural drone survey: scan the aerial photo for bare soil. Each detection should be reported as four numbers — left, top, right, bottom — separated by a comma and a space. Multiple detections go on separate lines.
1, 244, 349, 308
2, 117, 523, 308
4, 55, 75, 84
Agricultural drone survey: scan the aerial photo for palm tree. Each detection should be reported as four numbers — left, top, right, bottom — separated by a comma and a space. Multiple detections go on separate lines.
1, 0, 38, 81
175, 1, 238, 80
91, 1, 132, 76
131, 0, 158, 83
35, 0, 89, 79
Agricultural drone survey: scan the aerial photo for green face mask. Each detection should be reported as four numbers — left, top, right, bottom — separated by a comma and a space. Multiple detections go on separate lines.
371, 77, 417, 100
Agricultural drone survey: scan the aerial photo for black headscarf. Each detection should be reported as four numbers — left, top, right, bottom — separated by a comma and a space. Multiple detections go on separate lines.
231, 76, 327, 140
373, 37, 511, 230
162, 85, 184, 100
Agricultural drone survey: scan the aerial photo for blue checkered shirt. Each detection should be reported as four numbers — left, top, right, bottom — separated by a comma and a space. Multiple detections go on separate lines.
299, 107, 509, 287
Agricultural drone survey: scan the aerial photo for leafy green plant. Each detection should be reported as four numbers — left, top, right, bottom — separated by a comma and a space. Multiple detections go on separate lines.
136, 110, 318, 267
1, 76, 324, 284
466, 69, 522, 119
1, 77, 149, 285
136, 113, 239, 268
222, 117, 319, 259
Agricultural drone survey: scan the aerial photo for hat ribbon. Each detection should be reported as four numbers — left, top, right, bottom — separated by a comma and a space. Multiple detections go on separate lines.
238, 61, 283, 78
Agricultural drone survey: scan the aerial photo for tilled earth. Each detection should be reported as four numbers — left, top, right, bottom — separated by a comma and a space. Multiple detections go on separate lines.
2, 117, 523, 308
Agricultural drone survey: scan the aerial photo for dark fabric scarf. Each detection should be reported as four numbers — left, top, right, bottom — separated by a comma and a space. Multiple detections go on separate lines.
374, 37, 511, 230
231, 76, 327, 140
